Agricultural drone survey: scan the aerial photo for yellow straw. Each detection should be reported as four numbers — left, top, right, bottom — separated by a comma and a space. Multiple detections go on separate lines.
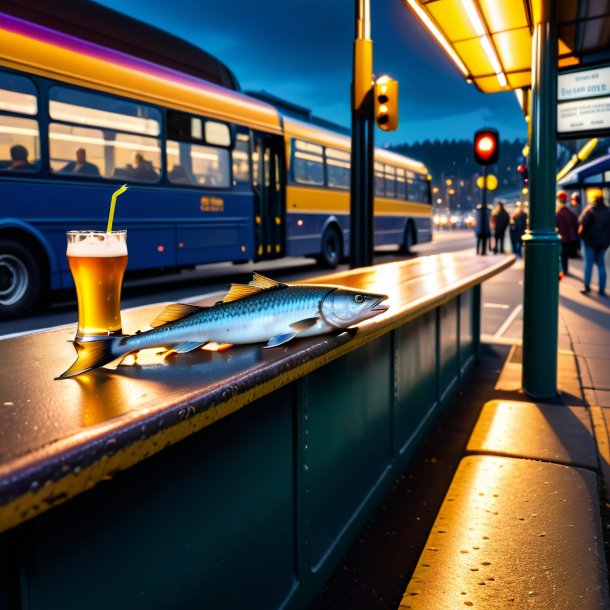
106, 184, 128, 233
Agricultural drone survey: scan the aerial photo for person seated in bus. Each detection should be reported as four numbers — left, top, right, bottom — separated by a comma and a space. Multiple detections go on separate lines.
132, 152, 158, 182
60, 148, 100, 176
168, 164, 192, 185
8, 144, 35, 170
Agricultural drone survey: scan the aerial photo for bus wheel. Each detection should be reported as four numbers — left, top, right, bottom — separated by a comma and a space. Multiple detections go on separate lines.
318, 226, 342, 268
401, 223, 415, 255
0, 240, 42, 319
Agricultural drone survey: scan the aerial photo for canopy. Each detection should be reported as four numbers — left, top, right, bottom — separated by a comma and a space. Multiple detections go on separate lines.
404, 0, 610, 94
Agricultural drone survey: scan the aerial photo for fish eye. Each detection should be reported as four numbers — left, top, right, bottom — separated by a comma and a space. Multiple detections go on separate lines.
354, 294, 364, 303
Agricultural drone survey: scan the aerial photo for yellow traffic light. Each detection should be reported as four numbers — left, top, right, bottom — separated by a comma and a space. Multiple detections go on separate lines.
374, 76, 398, 131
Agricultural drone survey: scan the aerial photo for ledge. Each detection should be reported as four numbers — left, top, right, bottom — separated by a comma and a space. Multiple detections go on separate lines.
0, 253, 514, 533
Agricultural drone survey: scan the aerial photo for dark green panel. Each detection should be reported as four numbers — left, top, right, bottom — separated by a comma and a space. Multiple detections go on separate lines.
303, 335, 393, 571
395, 311, 438, 456
459, 290, 475, 371
24, 386, 296, 610
439, 300, 459, 404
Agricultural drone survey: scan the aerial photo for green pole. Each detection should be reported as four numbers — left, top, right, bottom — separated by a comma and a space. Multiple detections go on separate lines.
522, 0, 559, 398
350, 0, 374, 269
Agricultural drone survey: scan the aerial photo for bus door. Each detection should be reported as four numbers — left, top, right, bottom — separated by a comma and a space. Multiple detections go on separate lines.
251, 133, 285, 260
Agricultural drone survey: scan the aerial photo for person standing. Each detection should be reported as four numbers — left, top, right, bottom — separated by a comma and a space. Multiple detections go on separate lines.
556, 191, 579, 276
475, 203, 491, 255
510, 202, 528, 258
578, 188, 610, 296
491, 201, 509, 253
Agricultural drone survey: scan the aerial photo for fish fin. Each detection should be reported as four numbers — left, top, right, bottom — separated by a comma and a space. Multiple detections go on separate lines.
222, 283, 263, 302
265, 332, 298, 348
265, 317, 319, 348
289, 317, 319, 332
56, 338, 122, 379
167, 341, 207, 354
150, 303, 203, 328
249, 272, 287, 290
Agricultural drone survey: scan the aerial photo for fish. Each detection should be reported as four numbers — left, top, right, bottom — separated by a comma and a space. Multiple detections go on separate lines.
57, 272, 389, 379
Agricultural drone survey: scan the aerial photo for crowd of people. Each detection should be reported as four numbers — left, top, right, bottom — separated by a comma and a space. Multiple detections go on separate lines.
474, 199, 527, 257
474, 188, 610, 298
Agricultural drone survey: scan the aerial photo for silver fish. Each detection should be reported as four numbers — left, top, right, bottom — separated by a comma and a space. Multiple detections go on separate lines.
58, 273, 389, 379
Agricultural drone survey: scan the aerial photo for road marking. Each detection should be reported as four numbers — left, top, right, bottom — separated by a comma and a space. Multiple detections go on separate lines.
483, 303, 510, 309
481, 334, 521, 346
493, 303, 523, 339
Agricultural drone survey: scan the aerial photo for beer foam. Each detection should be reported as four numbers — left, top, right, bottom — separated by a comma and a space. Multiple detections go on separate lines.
67, 232, 127, 257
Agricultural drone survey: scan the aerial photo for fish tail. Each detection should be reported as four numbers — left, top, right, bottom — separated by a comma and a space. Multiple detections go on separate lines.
56, 337, 127, 379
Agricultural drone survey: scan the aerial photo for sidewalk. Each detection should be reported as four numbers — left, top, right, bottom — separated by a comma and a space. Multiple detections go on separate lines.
309, 259, 610, 610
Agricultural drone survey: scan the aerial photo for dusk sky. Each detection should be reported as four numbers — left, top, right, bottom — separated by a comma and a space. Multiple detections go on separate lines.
97, 0, 528, 145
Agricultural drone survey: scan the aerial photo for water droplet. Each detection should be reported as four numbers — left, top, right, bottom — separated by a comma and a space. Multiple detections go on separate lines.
481, 561, 491, 566
3, 401, 14, 406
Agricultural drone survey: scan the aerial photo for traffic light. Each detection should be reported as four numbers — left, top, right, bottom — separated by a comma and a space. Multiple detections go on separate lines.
473, 128, 499, 166
517, 161, 528, 185
374, 76, 398, 131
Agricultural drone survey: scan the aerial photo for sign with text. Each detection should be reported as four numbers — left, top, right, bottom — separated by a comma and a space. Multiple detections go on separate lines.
557, 65, 610, 137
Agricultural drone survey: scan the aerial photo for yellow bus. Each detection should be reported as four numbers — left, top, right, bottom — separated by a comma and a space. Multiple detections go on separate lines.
284, 116, 432, 267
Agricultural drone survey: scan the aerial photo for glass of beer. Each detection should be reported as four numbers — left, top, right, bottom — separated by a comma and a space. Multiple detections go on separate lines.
66, 230, 128, 339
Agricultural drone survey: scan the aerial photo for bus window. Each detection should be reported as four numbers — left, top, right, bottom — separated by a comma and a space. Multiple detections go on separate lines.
0, 72, 37, 115
49, 86, 161, 135
49, 86, 161, 182
232, 133, 250, 184
0, 72, 40, 172
326, 148, 350, 190
49, 124, 104, 176
374, 162, 385, 197
168, 141, 229, 188
292, 139, 324, 186
205, 121, 231, 147
385, 165, 396, 198
406, 170, 428, 203
0, 116, 40, 172
396, 168, 406, 200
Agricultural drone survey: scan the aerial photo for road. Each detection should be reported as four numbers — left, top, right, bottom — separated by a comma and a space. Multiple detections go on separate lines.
0, 230, 526, 341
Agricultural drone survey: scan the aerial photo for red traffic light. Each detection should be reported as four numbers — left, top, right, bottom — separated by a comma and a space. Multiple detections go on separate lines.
517, 163, 528, 185
474, 128, 499, 166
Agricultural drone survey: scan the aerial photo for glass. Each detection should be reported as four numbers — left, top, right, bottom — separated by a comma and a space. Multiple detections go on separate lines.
66, 230, 127, 339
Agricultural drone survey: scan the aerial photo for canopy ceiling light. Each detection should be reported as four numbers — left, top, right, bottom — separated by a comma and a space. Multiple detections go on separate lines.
404, 0, 610, 93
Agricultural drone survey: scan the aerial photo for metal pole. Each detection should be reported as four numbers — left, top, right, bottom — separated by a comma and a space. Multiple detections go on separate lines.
350, 0, 374, 268
481, 166, 488, 255
522, 0, 559, 398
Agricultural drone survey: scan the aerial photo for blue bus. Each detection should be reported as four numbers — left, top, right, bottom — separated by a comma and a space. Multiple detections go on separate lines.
0, 8, 431, 318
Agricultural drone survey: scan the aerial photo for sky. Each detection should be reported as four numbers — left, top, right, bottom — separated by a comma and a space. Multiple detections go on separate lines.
96, 0, 528, 145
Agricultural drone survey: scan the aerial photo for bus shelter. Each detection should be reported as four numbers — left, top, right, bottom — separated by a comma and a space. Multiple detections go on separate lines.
403, 0, 610, 398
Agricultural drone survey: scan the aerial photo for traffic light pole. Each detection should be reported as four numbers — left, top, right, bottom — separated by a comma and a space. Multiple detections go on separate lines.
522, 0, 559, 398
350, 0, 374, 269
481, 165, 488, 255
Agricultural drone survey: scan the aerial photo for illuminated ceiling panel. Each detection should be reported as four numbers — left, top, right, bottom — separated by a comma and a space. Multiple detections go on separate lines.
427, 0, 476, 41
453, 38, 495, 77
493, 29, 531, 72
404, 0, 610, 94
